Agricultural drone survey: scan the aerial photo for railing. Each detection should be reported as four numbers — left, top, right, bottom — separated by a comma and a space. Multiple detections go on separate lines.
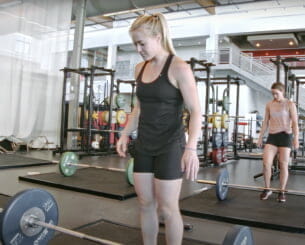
200, 48, 305, 109
200, 48, 276, 90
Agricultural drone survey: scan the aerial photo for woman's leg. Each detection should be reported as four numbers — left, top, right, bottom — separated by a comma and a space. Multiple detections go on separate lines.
263, 144, 278, 188
134, 173, 158, 245
154, 178, 183, 245
278, 147, 291, 191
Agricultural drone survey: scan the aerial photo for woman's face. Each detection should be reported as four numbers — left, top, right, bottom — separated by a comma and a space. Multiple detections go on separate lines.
271, 88, 284, 101
131, 27, 161, 60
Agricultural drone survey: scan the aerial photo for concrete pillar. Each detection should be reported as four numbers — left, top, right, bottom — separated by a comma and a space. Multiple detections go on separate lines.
67, 0, 87, 149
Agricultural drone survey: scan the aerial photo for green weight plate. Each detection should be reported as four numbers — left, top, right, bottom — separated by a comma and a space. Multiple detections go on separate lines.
116, 94, 127, 108
126, 158, 134, 186
223, 225, 254, 245
216, 168, 229, 201
59, 152, 79, 177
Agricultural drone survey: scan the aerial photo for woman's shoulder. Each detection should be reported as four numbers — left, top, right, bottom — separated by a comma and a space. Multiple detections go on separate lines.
286, 99, 296, 110
266, 100, 273, 108
170, 56, 192, 75
135, 61, 146, 70
286, 98, 294, 105
134, 61, 146, 77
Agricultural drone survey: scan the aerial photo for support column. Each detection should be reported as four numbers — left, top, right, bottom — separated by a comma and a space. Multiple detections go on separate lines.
205, 20, 219, 64
106, 44, 117, 70
67, 0, 87, 149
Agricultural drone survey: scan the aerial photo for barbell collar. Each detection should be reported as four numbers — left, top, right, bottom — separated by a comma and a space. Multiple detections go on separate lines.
30, 218, 121, 245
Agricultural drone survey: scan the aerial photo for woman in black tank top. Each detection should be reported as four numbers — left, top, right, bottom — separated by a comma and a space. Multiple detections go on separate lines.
116, 13, 201, 245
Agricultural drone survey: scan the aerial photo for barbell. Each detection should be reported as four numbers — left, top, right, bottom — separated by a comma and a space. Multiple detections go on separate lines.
57, 152, 134, 186
0, 188, 120, 245
197, 168, 305, 201
0, 188, 254, 245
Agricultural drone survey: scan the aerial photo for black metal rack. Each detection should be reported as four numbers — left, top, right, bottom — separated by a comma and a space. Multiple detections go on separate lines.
189, 57, 243, 165
55, 66, 116, 156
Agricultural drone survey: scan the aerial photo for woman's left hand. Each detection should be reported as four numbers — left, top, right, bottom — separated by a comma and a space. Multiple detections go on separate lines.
181, 149, 199, 181
293, 138, 299, 150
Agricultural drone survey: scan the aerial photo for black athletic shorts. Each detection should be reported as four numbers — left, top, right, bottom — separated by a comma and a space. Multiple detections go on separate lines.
133, 139, 185, 180
266, 132, 292, 148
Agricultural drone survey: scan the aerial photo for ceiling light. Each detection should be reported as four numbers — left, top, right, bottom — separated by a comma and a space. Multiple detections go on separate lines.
247, 33, 299, 49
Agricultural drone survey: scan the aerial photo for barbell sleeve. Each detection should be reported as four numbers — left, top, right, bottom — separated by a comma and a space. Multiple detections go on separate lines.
197, 180, 217, 185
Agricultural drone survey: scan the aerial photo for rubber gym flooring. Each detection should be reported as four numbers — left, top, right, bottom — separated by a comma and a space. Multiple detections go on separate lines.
180, 188, 305, 233
0, 154, 53, 169
19, 168, 136, 200
1, 151, 305, 244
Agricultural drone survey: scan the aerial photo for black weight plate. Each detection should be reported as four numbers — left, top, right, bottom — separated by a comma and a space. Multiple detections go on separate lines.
222, 225, 254, 245
216, 168, 229, 201
0, 188, 58, 245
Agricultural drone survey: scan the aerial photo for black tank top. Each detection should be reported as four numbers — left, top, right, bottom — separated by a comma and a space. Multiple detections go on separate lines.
135, 55, 185, 155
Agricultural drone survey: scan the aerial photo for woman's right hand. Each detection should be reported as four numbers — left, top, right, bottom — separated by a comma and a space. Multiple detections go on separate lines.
116, 135, 129, 158
257, 137, 263, 148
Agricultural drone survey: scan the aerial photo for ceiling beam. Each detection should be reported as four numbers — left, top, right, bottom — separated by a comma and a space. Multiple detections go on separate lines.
103, 1, 194, 17
87, 15, 113, 28
195, 0, 216, 15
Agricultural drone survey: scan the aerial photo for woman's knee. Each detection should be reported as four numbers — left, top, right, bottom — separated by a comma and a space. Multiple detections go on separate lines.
157, 202, 179, 220
138, 197, 157, 212
262, 160, 273, 170
278, 161, 289, 172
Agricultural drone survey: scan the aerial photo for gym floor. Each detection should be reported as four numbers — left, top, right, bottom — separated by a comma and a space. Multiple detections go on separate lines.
1, 150, 305, 245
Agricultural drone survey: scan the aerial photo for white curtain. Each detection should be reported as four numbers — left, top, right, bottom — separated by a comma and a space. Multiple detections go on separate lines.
0, 0, 73, 148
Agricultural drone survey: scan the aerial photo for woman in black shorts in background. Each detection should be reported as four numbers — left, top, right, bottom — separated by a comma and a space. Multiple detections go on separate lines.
258, 82, 299, 202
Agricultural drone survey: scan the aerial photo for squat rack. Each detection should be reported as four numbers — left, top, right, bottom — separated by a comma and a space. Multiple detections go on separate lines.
57, 66, 116, 156
189, 57, 243, 164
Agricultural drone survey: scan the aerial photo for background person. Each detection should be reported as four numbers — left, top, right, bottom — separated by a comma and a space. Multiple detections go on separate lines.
258, 82, 299, 203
